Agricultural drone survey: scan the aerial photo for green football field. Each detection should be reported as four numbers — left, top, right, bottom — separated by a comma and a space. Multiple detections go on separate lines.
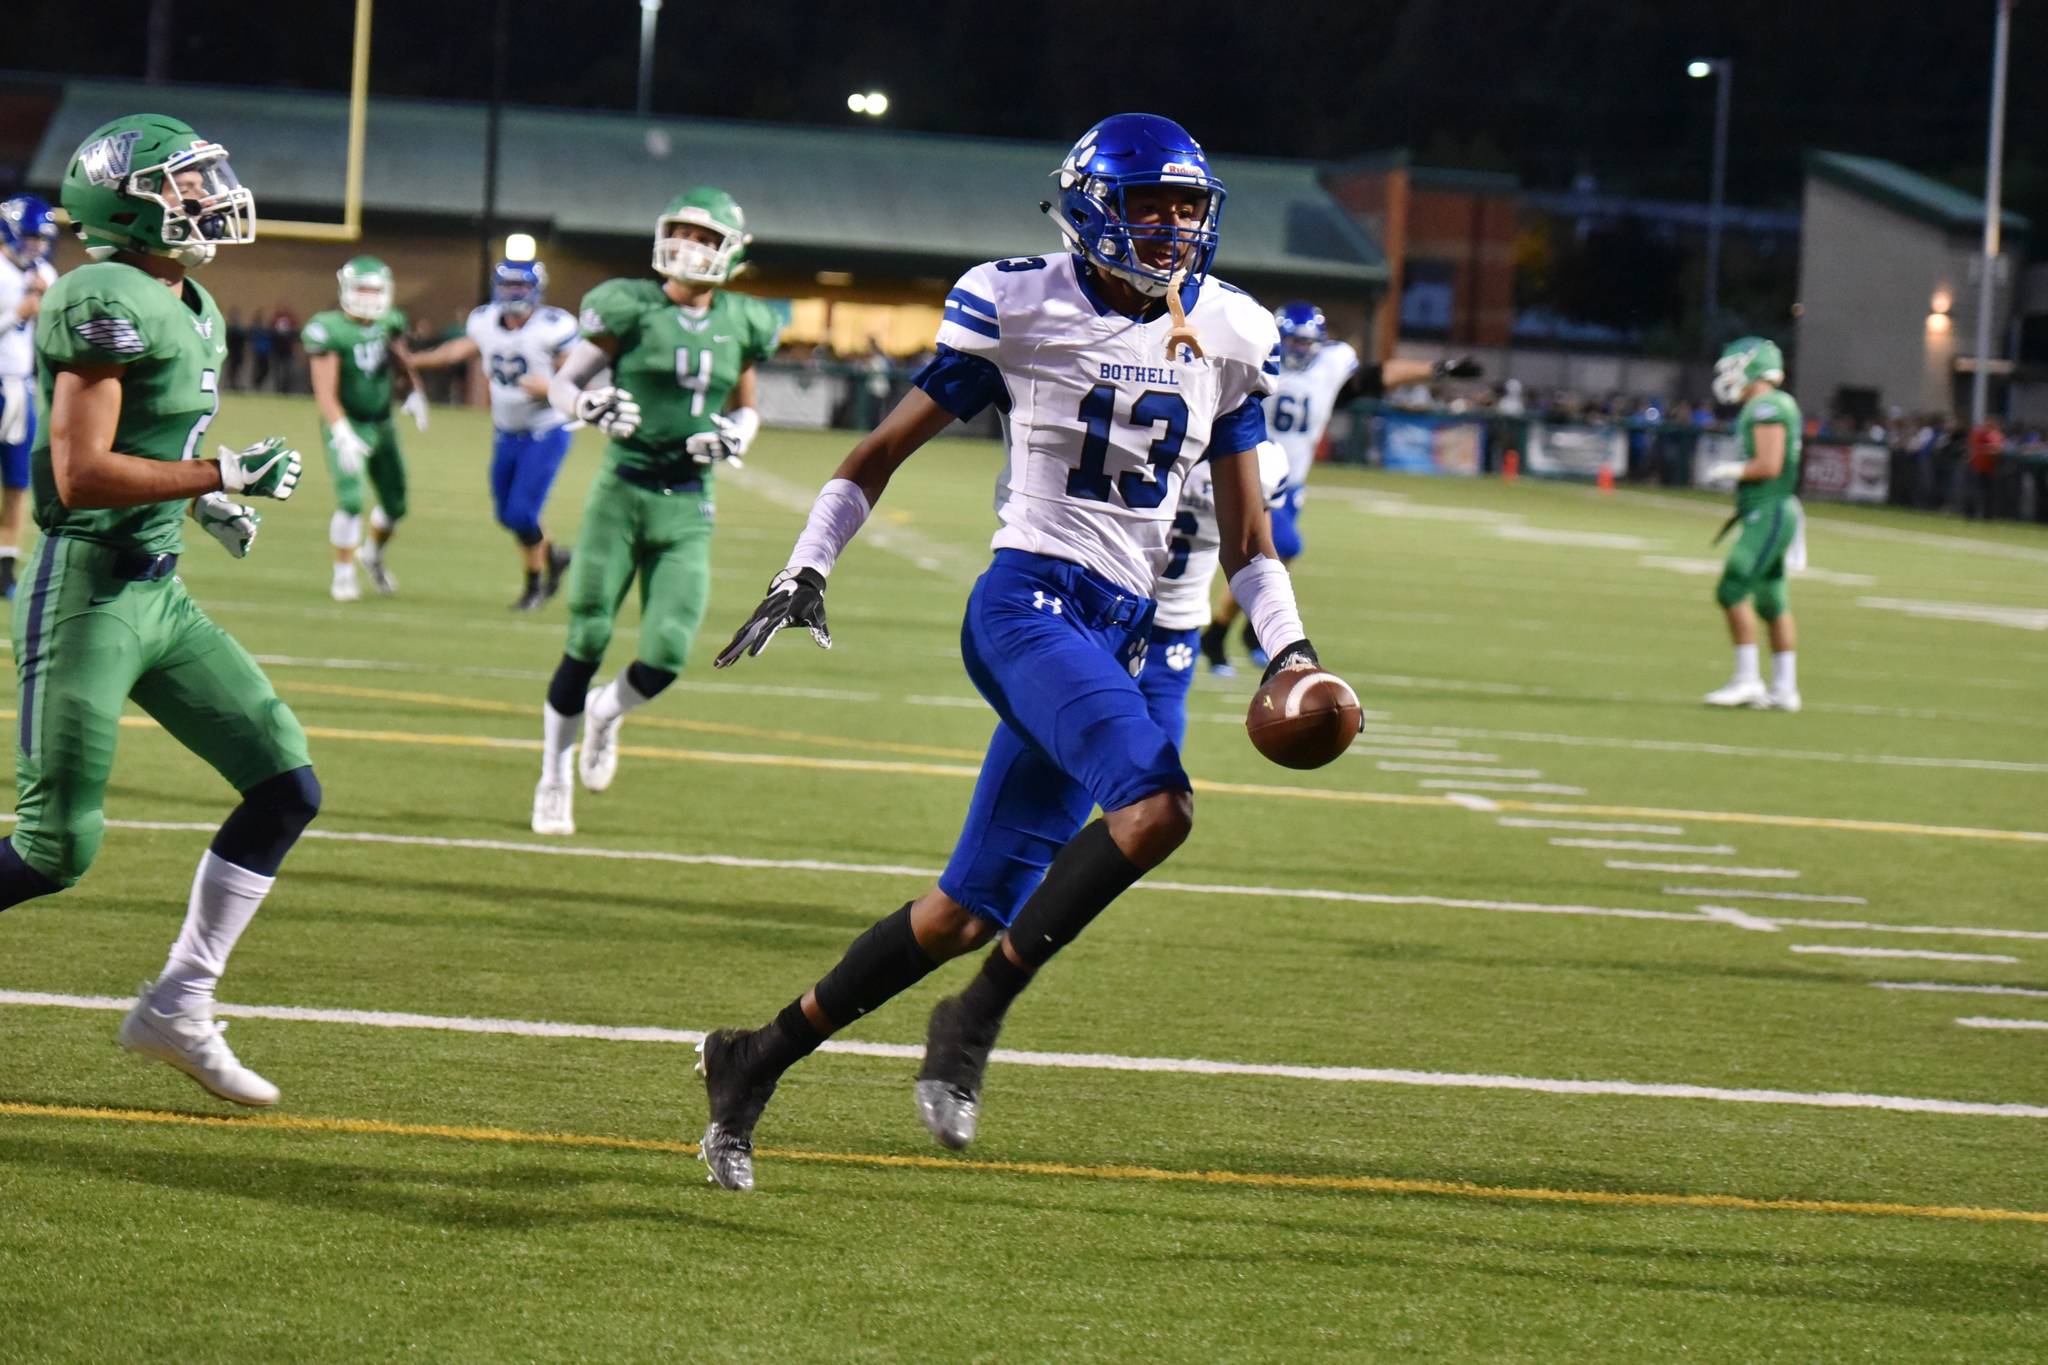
2, 394, 2044, 1361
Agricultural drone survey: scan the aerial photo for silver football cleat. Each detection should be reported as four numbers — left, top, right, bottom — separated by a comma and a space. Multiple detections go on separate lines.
914, 1080, 979, 1151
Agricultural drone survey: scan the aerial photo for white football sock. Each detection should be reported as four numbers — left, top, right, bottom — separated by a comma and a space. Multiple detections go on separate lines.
1772, 650, 1797, 693
541, 703, 578, 784
1731, 643, 1760, 685
149, 851, 275, 1016
588, 669, 657, 727
332, 560, 355, 583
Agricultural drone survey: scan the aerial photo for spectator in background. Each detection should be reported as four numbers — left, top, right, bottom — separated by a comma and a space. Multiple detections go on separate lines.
1964, 416, 2003, 519
270, 309, 298, 392
225, 308, 248, 389
247, 317, 275, 390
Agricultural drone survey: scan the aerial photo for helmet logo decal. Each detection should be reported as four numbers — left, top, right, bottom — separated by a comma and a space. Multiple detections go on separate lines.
79, 131, 140, 188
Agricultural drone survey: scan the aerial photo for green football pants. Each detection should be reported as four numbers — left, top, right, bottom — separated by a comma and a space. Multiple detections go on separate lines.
563, 467, 716, 673
324, 414, 409, 521
1715, 496, 1800, 620
9, 536, 312, 886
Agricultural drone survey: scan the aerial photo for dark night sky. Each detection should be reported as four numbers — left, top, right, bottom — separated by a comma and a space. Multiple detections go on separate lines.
19, 1, 2048, 216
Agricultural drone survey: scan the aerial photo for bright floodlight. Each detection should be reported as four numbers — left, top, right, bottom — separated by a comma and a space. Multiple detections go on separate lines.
1687, 60, 1713, 79
865, 91, 889, 116
504, 232, 537, 262
847, 92, 866, 113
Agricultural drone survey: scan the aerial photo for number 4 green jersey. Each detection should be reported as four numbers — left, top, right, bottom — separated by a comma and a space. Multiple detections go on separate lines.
577, 278, 779, 478
32, 261, 229, 554
1735, 388, 1801, 514
301, 307, 409, 423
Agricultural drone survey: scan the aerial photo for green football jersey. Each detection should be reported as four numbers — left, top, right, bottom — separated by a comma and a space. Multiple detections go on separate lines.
32, 261, 231, 554
1735, 388, 1802, 513
577, 279, 780, 477
302, 307, 409, 423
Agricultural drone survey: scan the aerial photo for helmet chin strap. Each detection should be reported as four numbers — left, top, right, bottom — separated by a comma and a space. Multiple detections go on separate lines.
1162, 267, 1204, 362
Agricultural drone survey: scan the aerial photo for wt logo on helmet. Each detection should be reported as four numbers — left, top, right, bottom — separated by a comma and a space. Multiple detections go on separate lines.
78, 131, 140, 188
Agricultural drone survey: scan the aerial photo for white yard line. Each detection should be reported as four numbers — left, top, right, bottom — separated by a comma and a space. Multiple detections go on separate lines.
1857, 597, 2048, 632
1503, 819, 1687, 835
47, 819, 2041, 944
1956, 1017, 2048, 1032
1362, 724, 2048, 776
1379, 763, 1544, 778
1663, 886, 1866, 905
5, 989, 2043, 1119
1611, 861, 1798, 879
1419, 780, 1587, 795
1354, 748, 1503, 763
1697, 905, 1781, 933
1874, 982, 2048, 999
1789, 945, 2020, 965
1443, 793, 1502, 813
1551, 839, 1737, 854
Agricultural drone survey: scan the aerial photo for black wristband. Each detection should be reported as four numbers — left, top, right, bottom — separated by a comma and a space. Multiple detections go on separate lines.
1260, 637, 1320, 685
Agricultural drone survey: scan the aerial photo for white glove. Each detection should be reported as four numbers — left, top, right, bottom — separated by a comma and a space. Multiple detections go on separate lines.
0, 377, 27, 447
217, 438, 303, 500
685, 408, 761, 469
574, 386, 641, 440
1705, 460, 1749, 484
328, 419, 370, 478
402, 389, 430, 432
191, 491, 260, 559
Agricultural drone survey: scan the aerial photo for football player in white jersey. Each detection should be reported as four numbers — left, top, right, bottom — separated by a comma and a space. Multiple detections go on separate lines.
694, 113, 1351, 1192
0, 195, 60, 598
1202, 301, 1479, 673
412, 260, 580, 609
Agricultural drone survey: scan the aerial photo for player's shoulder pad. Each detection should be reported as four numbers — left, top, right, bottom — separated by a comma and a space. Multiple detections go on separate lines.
1325, 339, 1362, 374
386, 307, 409, 335
301, 309, 343, 348
467, 303, 495, 325
1745, 391, 1793, 425
41, 263, 165, 363
936, 260, 1009, 350
1191, 275, 1281, 370
578, 277, 660, 339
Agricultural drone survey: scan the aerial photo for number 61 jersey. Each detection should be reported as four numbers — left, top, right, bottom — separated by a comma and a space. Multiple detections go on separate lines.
931, 253, 1279, 597
465, 301, 579, 434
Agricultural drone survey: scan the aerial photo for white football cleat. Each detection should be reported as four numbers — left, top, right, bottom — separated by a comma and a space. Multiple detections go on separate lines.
578, 690, 622, 792
1765, 688, 1803, 713
118, 986, 280, 1107
330, 566, 361, 602
1704, 678, 1769, 708
531, 779, 575, 835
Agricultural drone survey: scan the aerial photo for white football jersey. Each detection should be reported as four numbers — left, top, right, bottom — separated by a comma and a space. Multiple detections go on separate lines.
1151, 441, 1292, 631
935, 252, 1279, 597
465, 303, 579, 433
0, 256, 58, 380
1263, 340, 1359, 490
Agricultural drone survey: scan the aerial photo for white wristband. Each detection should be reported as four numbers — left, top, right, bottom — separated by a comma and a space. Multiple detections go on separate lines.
1227, 556, 1305, 658
785, 477, 872, 577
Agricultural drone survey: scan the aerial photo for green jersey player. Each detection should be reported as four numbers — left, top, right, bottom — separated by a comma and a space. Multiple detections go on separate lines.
531, 186, 779, 835
304, 256, 426, 600
4, 114, 320, 1107
1703, 336, 1803, 711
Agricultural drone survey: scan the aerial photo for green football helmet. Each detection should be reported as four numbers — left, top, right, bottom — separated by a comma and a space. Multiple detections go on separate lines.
1712, 336, 1785, 405
653, 186, 750, 285
338, 255, 394, 322
62, 112, 256, 268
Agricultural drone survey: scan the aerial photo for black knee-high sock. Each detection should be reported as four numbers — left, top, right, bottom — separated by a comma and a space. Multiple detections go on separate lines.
0, 839, 60, 912
753, 902, 939, 1076
957, 820, 1144, 1027
546, 655, 600, 715
211, 767, 322, 877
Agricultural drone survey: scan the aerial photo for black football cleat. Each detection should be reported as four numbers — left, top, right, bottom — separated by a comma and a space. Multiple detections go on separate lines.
1200, 622, 1230, 672
511, 584, 546, 612
914, 995, 999, 1151
543, 544, 573, 600
0, 556, 16, 601
696, 1028, 780, 1191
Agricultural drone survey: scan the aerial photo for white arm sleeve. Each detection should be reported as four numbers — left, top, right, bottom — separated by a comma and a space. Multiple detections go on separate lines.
1227, 556, 1306, 658
783, 478, 873, 577
548, 339, 614, 420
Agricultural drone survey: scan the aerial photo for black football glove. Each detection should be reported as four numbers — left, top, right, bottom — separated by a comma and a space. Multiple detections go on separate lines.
1432, 355, 1483, 381
714, 567, 831, 668
1260, 637, 1320, 685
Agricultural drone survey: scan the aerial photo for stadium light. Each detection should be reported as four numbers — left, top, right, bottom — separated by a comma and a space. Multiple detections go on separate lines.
847, 91, 889, 117
504, 233, 538, 262
1686, 58, 1733, 351
638, 0, 663, 116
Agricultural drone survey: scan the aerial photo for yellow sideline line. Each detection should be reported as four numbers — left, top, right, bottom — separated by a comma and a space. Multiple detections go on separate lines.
3, 1100, 2041, 1225
11, 708, 2043, 843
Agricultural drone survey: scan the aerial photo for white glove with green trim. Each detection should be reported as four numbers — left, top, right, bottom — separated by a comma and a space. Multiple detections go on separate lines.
218, 437, 303, 500
191, 492, 261, 559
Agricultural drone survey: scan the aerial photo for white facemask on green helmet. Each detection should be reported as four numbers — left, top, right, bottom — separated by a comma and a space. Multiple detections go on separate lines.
338, 256, 394, 321
63, 113, 258, 269
653, 187, 751, 286
1712, 336, 1785, 405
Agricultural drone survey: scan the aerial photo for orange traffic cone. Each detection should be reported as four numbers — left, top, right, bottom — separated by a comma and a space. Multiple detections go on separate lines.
1596, 464, 1615, 495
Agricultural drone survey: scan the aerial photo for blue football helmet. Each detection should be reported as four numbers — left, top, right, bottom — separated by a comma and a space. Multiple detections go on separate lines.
492, 258, 547, 316
1274, 301, 1328, 370
0, 194, 58, 267
1045, 113, 1226, 299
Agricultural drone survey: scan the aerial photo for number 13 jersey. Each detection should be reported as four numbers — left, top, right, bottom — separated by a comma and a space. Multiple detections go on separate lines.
927, 253, 1279, 598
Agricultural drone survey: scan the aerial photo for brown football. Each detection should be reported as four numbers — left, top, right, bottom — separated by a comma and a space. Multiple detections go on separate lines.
1246, 667, 1363, 769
